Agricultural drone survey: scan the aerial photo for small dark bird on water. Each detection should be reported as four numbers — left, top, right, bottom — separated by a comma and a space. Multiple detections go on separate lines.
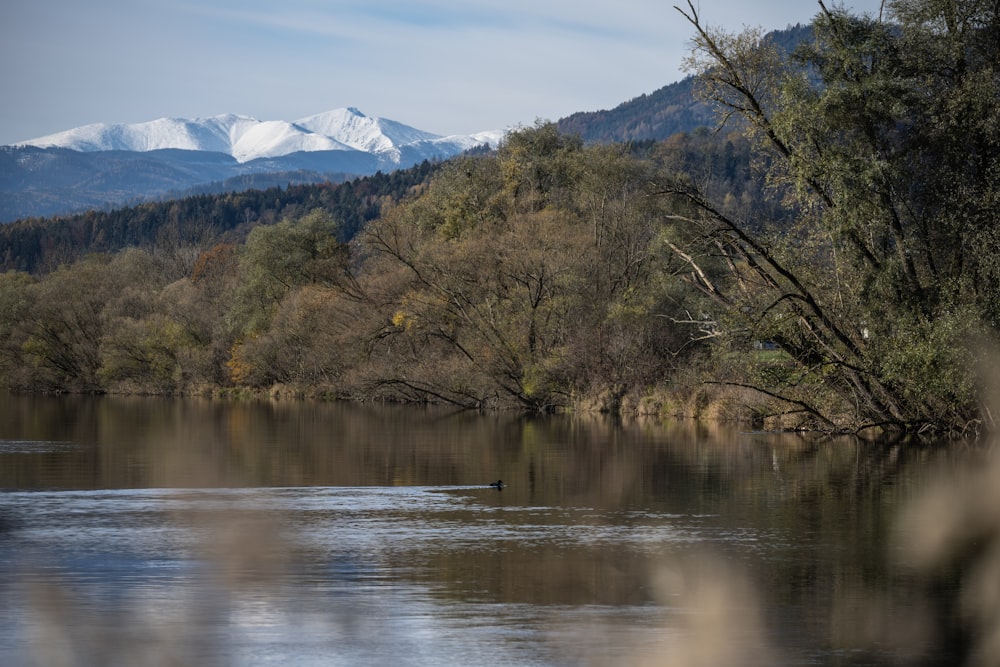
489, 480, 505, 490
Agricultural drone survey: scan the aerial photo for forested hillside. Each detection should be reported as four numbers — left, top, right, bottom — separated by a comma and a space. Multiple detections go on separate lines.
557, 23, 812, 143
0, 161, 440, 274
1, 0, 996, 434
557, 77, 714, 143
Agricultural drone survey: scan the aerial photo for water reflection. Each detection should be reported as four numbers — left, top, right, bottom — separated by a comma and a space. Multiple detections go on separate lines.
0, 393, 978, 665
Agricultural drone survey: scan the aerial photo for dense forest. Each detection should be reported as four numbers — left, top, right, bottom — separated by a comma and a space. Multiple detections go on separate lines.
1, 0, 997, 435
0, 161, 441, 274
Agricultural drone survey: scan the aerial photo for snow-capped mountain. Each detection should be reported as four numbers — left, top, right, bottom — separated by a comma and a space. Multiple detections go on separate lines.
15, 107, 502, 164
296, 108, 441, 155
2, 108, 504, 222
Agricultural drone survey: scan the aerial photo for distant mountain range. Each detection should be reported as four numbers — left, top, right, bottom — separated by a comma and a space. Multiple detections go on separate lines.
0, 108, 502, 222
1, 25, 810, 223
0, 73, 732, 222
16, 108, 500, 163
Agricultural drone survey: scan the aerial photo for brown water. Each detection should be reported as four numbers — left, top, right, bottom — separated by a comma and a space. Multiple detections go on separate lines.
0, 394, 973, 665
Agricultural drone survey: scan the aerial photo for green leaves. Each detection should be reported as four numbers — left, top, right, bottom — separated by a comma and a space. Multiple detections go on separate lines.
232, 209, 349, 336
675, 0, 1000, 431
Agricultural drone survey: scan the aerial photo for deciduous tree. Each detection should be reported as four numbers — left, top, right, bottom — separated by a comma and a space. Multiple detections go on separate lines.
672, 0, 1000, 431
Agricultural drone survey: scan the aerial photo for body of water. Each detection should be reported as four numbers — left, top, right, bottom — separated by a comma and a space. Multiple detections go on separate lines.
0, 394, 982, 665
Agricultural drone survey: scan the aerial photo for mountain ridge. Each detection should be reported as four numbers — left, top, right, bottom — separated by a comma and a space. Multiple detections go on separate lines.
1, 108, 503, 222
13, 107, 501, 164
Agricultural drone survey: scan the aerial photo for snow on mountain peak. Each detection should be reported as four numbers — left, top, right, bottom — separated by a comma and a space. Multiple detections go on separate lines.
294, 108, 441, 154
15, 109, 497, 164
229, 120, 353, 162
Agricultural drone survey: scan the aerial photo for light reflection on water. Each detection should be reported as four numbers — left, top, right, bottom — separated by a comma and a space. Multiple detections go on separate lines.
1, 485, 708, 666
0, 394, 977, 665
0, 439, 76, 454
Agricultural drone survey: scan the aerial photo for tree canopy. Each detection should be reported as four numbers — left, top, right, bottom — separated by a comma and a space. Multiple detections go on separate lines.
669, 0, 1000, 432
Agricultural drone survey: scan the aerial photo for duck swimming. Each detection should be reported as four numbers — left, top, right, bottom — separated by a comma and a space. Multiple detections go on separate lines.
488, 480, 505, 489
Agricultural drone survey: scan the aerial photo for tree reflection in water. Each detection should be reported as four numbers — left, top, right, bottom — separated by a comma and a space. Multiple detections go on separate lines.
0, 394, 988, 665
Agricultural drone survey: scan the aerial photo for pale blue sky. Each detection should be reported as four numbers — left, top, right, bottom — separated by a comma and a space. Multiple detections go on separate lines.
0, 1, 885, 145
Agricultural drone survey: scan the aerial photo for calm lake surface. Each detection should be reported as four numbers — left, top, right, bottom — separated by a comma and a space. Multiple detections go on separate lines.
0, 394, 976, 665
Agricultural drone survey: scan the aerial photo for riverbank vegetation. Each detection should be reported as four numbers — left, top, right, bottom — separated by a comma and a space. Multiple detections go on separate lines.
0, 0, 997, 434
